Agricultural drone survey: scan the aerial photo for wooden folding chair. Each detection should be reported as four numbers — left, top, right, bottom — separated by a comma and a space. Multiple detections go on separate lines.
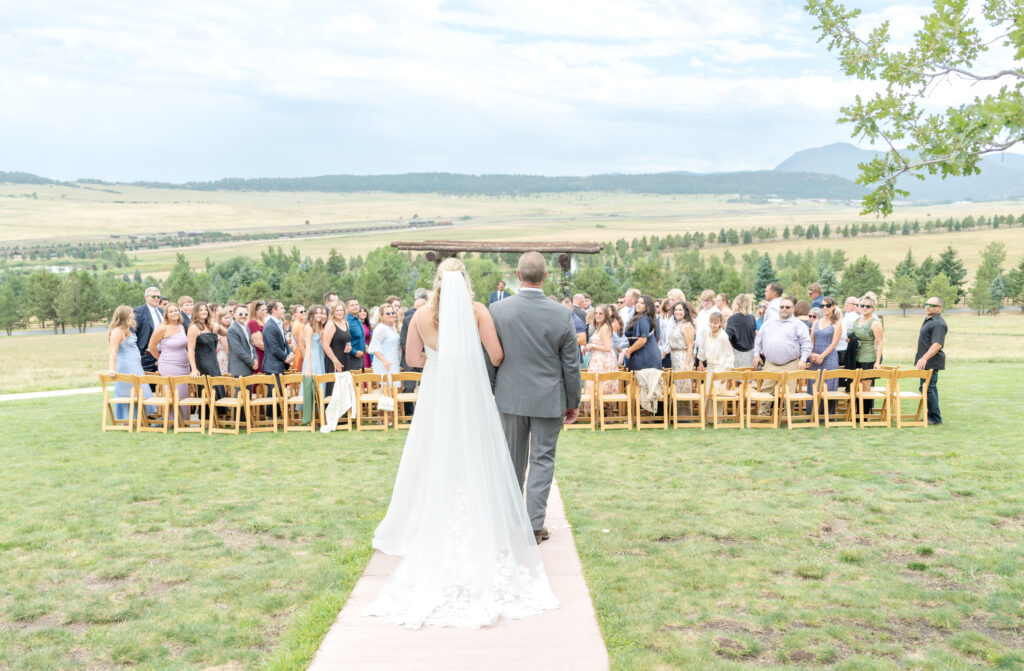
780, 370, 820, 428
135, 374, 172, 433
635, 370, 670, 430
168, 375, 209, 433
209, 376, 245, 435
744, 370, 781, 429
597, 371, 633, 430
820, 369, 859, 428
856, 368, 894, 428
567, 371, 597, 431
315, 372, 354, 431
892, 369, 932, 428
709, 370, 745, 429
100, 373, 138, 432
280, 373, 314, 432
242, 374, 280, 433
392, 372, 421, 430
669, 370, 705, 429
353, 372, 391, 430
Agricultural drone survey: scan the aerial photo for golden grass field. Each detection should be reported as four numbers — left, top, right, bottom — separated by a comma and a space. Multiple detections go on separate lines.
0, 312, 1019, 394
2, 183, 1022, 281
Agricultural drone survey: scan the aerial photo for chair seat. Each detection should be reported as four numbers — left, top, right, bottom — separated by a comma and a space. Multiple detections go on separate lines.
180, 396, 205, 404
396, 393, 418, 402
785, 393, 814, 401
897, 391, 923, 398
110, 396, 134, 403
215, 398, 242, 407
287, 395, 303, 403
602, 394, 629, 401
821, 391, 852, 398
362, 393, 383, 402
149, 397, 171, 405
713, 391, 739, 398
672, 393, 702, 401
747, 391, 774, 401
860, 391, 888, 400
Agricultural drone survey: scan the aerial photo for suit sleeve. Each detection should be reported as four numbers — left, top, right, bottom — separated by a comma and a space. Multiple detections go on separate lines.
231, 326, 255, 367
559, 312, 582, 409
265, 324, 288, 362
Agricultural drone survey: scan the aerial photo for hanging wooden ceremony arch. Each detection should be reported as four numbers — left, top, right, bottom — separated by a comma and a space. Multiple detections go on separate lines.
391, 240, 604, 271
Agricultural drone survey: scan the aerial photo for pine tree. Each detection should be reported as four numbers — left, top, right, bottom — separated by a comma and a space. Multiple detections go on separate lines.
934, 246, 967, 301
925, 273, 958, 311
886, 274, 917, 316
753, 254, 777, 300
840, 256, 885, 298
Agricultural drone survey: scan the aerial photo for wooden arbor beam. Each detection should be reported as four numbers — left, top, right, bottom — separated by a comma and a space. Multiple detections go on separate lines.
392, 240, 604, 271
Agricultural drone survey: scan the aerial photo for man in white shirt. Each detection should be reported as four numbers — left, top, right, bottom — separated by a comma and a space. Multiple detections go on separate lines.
839, 295, 860, 368
763, 282, 783, 324
618, 288, 640, 325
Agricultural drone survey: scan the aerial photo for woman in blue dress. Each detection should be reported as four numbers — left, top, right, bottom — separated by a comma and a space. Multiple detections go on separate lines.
301, 304, 328, 400
106, 305, 153, 419
807, 301, 842, 414
623, 294, 662, 371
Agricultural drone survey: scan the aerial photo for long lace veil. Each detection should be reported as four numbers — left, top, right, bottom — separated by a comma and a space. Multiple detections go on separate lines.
365, 270, 557, 628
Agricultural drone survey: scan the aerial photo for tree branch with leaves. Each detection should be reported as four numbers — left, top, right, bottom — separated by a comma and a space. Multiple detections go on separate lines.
805, 0, 1024, 215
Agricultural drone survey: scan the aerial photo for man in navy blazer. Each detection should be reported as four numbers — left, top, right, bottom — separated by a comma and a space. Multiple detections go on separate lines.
489, 280, 512, 305
133, 286, 164, 373
261, 299, 294, 374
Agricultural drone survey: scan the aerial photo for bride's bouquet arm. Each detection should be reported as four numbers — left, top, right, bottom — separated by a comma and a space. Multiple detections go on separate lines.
474, 302, 504, 368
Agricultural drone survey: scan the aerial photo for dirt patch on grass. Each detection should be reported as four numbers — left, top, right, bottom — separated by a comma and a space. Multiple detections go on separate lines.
610, 549, 649, 557
653, 534, 687, 543
213, 527, 300, 551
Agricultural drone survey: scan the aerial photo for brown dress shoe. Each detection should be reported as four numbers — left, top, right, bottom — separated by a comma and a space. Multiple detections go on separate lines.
534, 527, 550, 544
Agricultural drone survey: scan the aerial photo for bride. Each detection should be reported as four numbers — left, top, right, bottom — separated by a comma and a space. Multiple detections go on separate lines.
365, 258, 559, 629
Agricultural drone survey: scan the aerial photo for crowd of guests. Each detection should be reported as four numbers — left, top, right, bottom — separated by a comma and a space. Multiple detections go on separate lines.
106, 275, 947, 426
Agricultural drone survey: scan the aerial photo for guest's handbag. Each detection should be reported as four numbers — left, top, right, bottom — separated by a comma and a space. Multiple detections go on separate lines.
377, 371, 396, 412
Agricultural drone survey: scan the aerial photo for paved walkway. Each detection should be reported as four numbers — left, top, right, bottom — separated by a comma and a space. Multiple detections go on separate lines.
0, 387, 101, 403
307, 480, 609, 671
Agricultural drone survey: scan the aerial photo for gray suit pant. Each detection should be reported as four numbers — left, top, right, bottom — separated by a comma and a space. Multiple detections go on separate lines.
500, 412, 563, 532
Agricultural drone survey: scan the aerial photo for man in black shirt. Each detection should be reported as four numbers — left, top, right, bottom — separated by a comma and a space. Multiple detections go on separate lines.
915, 296, 947, 425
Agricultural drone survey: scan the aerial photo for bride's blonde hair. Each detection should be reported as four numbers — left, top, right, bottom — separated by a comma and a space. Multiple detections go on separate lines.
428, 257, 473, 329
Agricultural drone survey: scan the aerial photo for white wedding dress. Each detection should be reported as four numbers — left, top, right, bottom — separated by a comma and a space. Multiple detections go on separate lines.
365, 271, 559, 629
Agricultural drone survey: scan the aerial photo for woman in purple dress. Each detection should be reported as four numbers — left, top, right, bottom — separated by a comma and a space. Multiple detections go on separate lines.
149, 303, 191, 418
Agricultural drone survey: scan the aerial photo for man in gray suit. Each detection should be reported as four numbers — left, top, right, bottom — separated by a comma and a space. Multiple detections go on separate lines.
489, 252, 581, 544
227, 304, 258, 377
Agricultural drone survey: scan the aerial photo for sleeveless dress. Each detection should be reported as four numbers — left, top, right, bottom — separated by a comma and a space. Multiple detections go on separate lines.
625, 316, 662, 371
301, 331, 326, 401
367, 273, 558, 629
809, 322, 839, 390
194, 331, 222, 376
369, 324, 401, 386
852, 317, 879, 364
115, 332, 154, 419
323, 321, 352, 398
584, 330, 618, 400
157, 326, 190, 417
216, 335, 229, 375
248, 319, 265, 372
668, 321, 693, 393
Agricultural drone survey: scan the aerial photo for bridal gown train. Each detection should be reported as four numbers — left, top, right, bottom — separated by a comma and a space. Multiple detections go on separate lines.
365, 271, 558, 629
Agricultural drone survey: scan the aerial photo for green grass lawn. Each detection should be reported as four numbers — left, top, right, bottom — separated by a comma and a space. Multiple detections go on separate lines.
3, 365, 1022, 670
559, 363, 1024, 669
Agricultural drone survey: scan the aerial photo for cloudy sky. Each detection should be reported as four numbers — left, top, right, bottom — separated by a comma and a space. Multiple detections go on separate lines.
0, 0, 1015, 182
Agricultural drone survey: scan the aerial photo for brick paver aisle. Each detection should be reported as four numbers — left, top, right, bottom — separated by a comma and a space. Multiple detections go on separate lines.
307, 480, 609, 670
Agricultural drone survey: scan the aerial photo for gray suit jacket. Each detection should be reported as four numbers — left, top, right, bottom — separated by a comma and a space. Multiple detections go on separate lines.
227, 321, 256, 377
489, 290, 581, 418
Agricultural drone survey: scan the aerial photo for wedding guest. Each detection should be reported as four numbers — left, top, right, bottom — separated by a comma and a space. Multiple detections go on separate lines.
227, 304, 258, 377
851, 295, 884, 412
290, 304, 307, 374
149, 302, 190, 418
693, 289, 719, 364
808, 283, 824, 309
763, 282, 783, 323
623, 294, 661, 371
752, 296, 812, 415
133, 286, 163, 374
697, 311, 734, 375
668, 301, 696, 391
610, 312, 628, 366
916, 296, 947, 425
618, 288, 640, 324
359, 307, 373, 369
368, 303, 402, 395
657, 298, 675, 368
106, 305, 153, 419
807, 302, 841, 414
247, 299, 268, 372
186, 302, 222, 378
261, 300, 294, 377
755, 300, 768, 331
794, 299, 812, 329
323, 300, 353, 399
215, 307, 232, 375
715, 293, 733, 321
489, 279, 510, 305
582, 304, 618, 405
301, 304, 327, 401
726, 294, 757, 368
159, 296, 169, 310
178, 295, 194, 329
344, 298, 365, 371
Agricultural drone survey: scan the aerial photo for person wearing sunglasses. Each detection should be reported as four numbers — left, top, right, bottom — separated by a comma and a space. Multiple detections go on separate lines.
368, 303, 402, 386
807, 299, 843, 414
851, 295, 885, 412
915, 297, 947, 425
